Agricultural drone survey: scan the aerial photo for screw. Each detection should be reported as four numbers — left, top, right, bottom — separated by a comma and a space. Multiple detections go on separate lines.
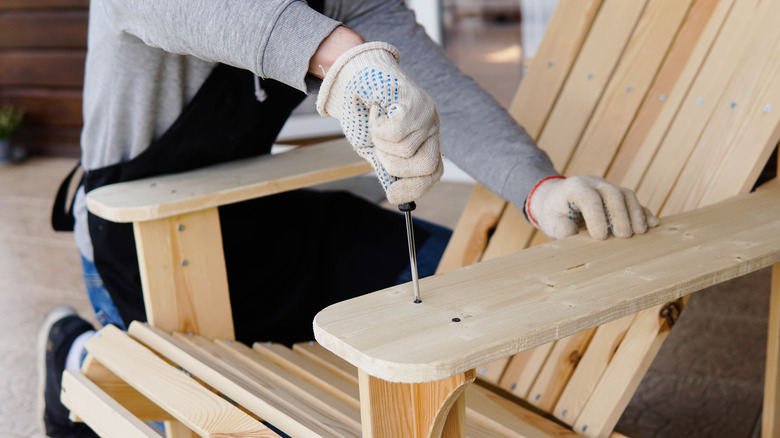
178, 225, 184, 231
660, 94, 667, 101
181, 260, 188, 266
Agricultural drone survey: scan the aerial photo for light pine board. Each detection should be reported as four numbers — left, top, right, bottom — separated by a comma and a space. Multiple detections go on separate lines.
565, 0, 694, 179
128, 323, 360, 438
606, 0, 736, 190
86, 138, 369, 223
60, 371, 161, 438
83, 325, 276, 437
508, 0, 605, 140
635, 0, 764, 213
315, 184, 780, 383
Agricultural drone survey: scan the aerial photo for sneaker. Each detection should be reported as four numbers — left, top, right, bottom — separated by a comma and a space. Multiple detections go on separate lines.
37, 305, 99, 438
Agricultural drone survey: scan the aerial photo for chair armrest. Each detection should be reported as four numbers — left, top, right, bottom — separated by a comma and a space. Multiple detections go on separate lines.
86, 138, 370, 223
314, 182, 780, 383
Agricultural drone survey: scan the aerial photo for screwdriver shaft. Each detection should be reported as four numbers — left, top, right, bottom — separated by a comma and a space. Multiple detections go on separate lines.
403, 209, 421, 303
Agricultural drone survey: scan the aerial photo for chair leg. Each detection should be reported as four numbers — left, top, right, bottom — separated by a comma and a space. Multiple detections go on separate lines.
359, 369, 476, 437
762, 263, 780, 438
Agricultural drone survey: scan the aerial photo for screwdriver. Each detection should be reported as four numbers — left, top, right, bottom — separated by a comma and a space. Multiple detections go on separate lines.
398, 202, 422, 303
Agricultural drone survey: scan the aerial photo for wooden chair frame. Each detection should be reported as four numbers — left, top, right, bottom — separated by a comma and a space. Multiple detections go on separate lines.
61, 0, 780, 436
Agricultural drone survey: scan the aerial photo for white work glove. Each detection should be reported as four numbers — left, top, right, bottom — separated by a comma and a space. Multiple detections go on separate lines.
525, 175, 659, 240
317, 42, 443, 205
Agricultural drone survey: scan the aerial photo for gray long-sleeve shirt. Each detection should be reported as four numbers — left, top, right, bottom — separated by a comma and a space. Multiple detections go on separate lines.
74, 0, 558, 260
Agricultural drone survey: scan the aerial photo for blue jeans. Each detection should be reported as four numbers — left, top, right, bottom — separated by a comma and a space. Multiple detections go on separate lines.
393, 216, 452, 285
80, 255, 126, 330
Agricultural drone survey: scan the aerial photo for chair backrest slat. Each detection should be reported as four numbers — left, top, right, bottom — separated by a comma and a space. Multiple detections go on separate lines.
451, 0, 780, 435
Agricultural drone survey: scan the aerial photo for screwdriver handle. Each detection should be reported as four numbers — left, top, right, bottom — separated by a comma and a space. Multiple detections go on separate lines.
398, 201, 416, 212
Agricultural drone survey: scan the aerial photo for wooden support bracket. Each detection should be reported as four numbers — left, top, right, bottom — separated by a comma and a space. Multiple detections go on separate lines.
359, 369, 476, 438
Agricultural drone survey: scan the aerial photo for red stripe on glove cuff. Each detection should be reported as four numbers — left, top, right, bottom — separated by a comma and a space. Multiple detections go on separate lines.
525, 175, 566, 228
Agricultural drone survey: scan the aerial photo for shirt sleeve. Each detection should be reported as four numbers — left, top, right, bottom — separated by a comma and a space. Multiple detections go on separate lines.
102, 0, 341, 91
324, 0, 559, 212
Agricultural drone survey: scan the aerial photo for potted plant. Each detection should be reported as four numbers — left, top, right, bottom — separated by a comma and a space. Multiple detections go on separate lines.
0, 104, 25, 164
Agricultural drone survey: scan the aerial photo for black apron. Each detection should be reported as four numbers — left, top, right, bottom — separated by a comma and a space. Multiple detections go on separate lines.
58, 63, 430, 346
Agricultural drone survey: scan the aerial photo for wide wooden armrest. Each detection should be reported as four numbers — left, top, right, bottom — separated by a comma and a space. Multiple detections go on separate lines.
86, 138, 370, 223
314, 182, 780, 383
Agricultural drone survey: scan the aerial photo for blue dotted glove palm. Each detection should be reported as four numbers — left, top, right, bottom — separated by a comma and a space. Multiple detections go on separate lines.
317, 42, 443, 204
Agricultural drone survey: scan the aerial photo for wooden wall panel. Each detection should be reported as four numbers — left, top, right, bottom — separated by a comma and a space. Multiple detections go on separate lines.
0, 1, 88, 157
0, 51, 85, 88
0, 11, 88, 49
0, 0, 88, 10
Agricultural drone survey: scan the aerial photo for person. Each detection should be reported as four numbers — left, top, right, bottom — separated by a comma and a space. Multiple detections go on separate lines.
39, 0, 658, 436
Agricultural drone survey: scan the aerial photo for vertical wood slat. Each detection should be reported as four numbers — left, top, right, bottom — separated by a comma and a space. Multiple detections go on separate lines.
553, 314, 636, 426
359, 369, 475, 438
515, 0, 695, 410
568, 2, 779, 432
496, 0, 676, 405
635, 0, 764, 213
434, 184, 507, 275
565, 0, 695, 178
470, 0, 608, 386
572, 304, 675, 438
661, 0, 780, 214
133, 208, 234, 340
537, 0, 651, 171
606, 0, 736, 190
508, 0, 605, 140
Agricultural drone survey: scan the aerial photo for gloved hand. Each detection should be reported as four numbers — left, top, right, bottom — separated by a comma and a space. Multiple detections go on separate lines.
317, 42, 443, 205
525, 175, 659, 240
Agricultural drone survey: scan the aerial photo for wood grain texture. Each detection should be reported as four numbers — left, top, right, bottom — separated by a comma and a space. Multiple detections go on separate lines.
359, 369, 475, 438
465, 385, 581, 438
84, 326, 276, 437
553, 315, 635, 426
763, 263, 780, 438
661, 0, 780, 214
435, 184, 506, 274
0, 50, 85, 87
508, 0, 604, 140
60, 371, 161, 438
572, 303, 675, 437
87, 139, 370, 223
129, 322, 357, 438
79, 355, 174, 422
293, 341, 360, 385
214, 338, 362, 431
536, 0, 650, 170
315, 185, 780, 383
606, 0, 734, 190
635, 0, 763, 213
253, 342, 361, 410
133, 208, 234, 339
0, 10, 87, 49
0, 0, 88, 10
565, 0, 694, 178
526, 330, 596, 412
0, 88, 83, 127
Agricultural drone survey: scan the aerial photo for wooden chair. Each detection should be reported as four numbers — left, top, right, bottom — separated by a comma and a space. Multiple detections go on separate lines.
61, 0, 780, 436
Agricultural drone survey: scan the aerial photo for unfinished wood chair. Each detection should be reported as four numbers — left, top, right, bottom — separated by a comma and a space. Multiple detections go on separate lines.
61, 0, 780, 436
